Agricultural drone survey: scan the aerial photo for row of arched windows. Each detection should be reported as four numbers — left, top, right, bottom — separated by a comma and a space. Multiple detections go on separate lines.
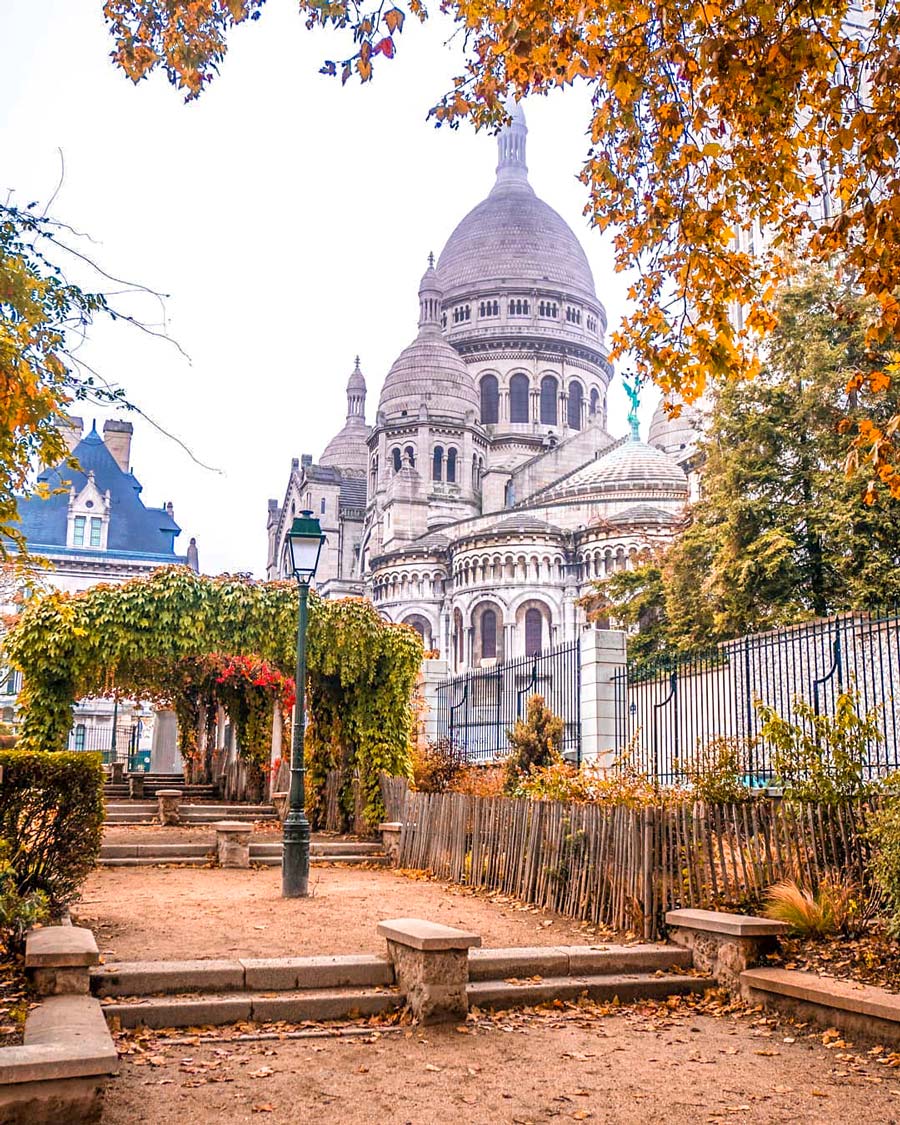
453, 305, 471, 323
468, 606, 545, 663
538, 300, 558, 318
509, 299, 530, 316
391, 446, 416, 472
566, 305, 582, 325
480, 373, 595, 430
479, 300, 500, 317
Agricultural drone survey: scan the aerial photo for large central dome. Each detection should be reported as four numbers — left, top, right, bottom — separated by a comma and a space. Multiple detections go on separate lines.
436, 105, 598, 305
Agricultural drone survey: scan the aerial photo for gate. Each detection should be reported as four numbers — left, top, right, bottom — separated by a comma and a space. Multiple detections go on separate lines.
435, 641, 581, 764
613, 608, 900, 784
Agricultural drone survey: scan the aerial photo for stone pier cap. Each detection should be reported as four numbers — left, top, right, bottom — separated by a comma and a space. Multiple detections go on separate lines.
377, 918, 481, 951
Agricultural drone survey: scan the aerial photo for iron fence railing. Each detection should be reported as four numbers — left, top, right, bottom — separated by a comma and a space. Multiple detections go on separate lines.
613, 608, 900, 785
67, 722, 146, 768
434, 641, 581, 764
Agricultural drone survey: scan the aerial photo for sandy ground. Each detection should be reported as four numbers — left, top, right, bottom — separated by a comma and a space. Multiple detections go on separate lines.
76, 866, 604, 961
101, 1002, 900, 1124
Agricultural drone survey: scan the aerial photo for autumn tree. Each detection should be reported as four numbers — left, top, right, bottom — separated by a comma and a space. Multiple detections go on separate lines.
101, 0, 900, 496
0, 204, 131, 561
591, 269, 900, 654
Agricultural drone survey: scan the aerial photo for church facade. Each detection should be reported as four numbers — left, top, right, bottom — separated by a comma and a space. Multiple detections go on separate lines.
266, 107, 697, 669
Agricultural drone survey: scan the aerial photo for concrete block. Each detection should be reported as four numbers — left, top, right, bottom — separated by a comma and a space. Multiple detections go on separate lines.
90, 959, 244, 998
665, 908, 788, 937
467, 946, 569, 981
377, 918, 481, 951
0, 1073, 108, 1125
26, 927, 99, 969
241, 954, 393, 992
101, 995, 252, 1029
250, 988, 401, 1024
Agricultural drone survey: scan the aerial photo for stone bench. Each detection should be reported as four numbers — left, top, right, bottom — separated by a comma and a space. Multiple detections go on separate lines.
378, 917, 480, 1024
3, 927, 118, 1123
666, 908, 788, 992
742, 967, 900, 1042
214, 820, 252, 868
26, 926, 100, 997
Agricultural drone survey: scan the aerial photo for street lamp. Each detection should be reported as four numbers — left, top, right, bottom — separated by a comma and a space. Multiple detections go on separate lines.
282, 510, 326, 898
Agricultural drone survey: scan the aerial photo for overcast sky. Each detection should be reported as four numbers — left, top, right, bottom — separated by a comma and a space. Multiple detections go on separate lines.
2, 0, 646, 577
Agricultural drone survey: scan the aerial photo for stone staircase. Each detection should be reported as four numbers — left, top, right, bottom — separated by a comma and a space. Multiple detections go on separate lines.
91, 944, 709, 1030
99, 839, 387, 866
104, 801, 277, 825
103, 773, 215, 802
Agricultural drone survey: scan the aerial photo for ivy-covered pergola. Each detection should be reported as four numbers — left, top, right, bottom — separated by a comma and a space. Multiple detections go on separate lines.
3, 567, 421, 823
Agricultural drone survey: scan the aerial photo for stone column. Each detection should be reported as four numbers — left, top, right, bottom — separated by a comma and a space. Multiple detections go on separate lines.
579, 629, 627, 768
156, 789, 182, 826
25, 926, 100, 996
418, 658, 449, 746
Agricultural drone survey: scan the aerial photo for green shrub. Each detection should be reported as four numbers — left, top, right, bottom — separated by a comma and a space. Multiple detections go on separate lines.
755, 689, 879, 803
682, 737, 752, 804
0, 751, 104, 908
0, 842, 48, 952
868, 797, 900, 934
504, 694, 564, 794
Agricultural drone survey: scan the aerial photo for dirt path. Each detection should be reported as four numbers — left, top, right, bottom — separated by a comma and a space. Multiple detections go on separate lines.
101, 1002, 900, 1124
77, 866, 606, 960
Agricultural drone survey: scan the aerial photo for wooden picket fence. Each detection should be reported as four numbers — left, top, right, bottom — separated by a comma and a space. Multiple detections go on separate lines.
386, 785, 877, 940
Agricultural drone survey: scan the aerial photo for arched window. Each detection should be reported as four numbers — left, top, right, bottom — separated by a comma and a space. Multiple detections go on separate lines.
509, 373, 530, 423
405, 615, 431, 648
432, 446, 444, 481
525, 608, 543, 657
392, 447, 402, 473
481, 609, 497, 659
540, 375, 558, 425
370, 455, 378, 491
504, 479, 515, 507
447, 447, 457, 483
320, 497, 326, 515
567, 381, 583, 430
480, 374, 499, 424
404, 445, 416, 468
590, 387, 600, 417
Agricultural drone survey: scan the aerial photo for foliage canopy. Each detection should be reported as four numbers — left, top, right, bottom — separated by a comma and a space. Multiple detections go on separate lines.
102, 0, 900, 493
3, 567, 421, 823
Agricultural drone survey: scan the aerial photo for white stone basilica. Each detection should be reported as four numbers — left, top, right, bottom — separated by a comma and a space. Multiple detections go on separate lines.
266, 106, 699, 670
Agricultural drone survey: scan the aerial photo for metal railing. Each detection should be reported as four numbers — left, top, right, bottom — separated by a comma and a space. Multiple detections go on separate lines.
434, 641, 581, 764
613, 608, 900, 784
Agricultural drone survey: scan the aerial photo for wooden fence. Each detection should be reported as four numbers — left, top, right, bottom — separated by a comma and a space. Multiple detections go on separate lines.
387, 786, 877, 940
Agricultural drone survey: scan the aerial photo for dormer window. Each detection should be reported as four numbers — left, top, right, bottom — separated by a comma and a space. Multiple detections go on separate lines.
67, 471, 110, 550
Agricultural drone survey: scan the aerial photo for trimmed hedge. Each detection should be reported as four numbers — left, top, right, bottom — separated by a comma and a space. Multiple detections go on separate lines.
0, 751, 104, 906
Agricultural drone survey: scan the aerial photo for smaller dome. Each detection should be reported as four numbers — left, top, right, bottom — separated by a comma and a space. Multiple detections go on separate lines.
542, 438, 689, 501
377, 259, 479, 420
319, 357, 371, 471
648, 395, 701, 456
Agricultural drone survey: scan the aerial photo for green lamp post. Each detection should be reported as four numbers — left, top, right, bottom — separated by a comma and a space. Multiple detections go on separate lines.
282, 510, 326, 898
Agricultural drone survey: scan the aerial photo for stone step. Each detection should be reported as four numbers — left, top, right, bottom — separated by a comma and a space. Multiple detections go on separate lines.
98, 853, 388, 867
467, 943, 693, 981
91, 954, 393, 997
100, 986, 402, 1029
99, 842, 384, 860
467, 972, 711, 1009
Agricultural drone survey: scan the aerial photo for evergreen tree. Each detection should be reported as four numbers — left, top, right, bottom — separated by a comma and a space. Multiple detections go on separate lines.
591, 270, 900, 655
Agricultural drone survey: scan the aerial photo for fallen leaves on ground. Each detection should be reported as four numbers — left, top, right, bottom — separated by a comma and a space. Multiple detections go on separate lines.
775, 925, 900, 994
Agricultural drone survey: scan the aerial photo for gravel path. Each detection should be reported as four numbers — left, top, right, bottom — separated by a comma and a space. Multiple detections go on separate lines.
101, 1002, 900, 1124
77, 865, 605, 960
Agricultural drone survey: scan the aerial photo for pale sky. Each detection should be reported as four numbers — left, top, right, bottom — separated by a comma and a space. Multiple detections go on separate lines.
1, 0, 645, 576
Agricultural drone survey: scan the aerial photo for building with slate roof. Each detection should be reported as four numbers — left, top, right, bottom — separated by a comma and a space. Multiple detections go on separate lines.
265, 107, 697, 667
14, 417, 197, 592
4, 418, 197, 765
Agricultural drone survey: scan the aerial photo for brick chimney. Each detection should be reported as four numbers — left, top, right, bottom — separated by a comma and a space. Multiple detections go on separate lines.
102, 419, 133, 473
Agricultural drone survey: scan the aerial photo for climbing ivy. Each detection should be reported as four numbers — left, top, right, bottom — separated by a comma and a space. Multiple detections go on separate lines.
3, 567, 420, 823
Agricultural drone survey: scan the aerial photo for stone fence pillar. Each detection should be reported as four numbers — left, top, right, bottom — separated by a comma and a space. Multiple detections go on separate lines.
377, 918, 480, 1023
417, 657, 449, 747
579, 629, 627, 768
214, 821, 252, 868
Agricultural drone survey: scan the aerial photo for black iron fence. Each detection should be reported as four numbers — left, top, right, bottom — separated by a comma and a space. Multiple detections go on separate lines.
67, 721, 148, 769
613, 609, 900, 785
434, 641, 581, 764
